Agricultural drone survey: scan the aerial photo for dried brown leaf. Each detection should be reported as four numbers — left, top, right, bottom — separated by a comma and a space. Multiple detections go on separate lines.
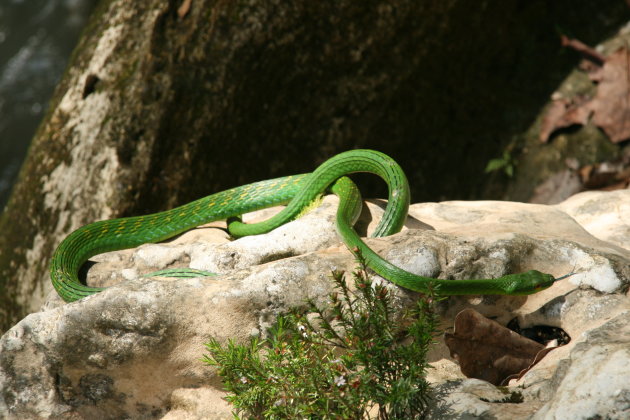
560, 35, 606, 65
546, 41, 630, 144
444, 309, 545, 385
502, 345, 557, 386
178, 0, 192, 18
539, 97, 593, 143
590, 47, 630, 143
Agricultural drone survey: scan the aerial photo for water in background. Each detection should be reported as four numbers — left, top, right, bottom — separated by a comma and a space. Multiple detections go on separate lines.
0, 0, 97, 210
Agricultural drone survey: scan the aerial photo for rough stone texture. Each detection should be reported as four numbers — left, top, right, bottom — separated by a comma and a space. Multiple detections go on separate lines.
1, 190, 629, 419
1, 0, 628, 332
529, 311, 630, 420
555, 189, 630, 250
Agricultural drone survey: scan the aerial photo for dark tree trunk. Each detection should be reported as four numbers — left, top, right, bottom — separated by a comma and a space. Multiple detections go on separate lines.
0, 0, 627, 331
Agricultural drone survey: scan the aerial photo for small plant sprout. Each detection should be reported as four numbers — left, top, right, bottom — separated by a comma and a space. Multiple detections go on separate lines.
485, 149, 516, 177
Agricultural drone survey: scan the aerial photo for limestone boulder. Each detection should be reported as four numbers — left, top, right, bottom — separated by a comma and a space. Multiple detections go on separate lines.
1, 190, 629, 419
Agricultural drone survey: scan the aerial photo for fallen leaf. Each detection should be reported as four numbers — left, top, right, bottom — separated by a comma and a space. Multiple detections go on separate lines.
542, 41, 630, 144
178, 0, 192, 18
539, 96, 593, 143
601, 179, 630, 190
578, 164, 594, 183
444, 309, 547, 385
503, 344, 557, 386
590, 47, 630, 143
579, 160, 630, 190
560, 35, 606, 65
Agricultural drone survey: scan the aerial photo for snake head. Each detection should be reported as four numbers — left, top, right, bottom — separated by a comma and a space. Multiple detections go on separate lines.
503, 270, 557, 295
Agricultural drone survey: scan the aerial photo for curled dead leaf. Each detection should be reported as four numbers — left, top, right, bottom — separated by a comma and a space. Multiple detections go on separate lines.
178, 0, 192, 18
542, 42, 630, 144
504, 344, 557, 386
539, 97, 593, 143
590, 47, 630, 143
560, 35, 606, 65
444, 308, 550, 386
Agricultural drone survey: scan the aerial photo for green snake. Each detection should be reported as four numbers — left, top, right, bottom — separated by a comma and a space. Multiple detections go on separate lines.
51, 149, 562, 303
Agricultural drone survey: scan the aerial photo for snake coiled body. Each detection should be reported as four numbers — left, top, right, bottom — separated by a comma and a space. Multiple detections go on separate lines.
50, 150, 557, 303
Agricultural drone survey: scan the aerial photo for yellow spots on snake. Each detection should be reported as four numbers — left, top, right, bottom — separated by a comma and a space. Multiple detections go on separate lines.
133, 218, 144, 231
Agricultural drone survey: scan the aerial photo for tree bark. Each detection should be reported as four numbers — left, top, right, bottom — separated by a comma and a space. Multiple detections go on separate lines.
0, 0, 627, 331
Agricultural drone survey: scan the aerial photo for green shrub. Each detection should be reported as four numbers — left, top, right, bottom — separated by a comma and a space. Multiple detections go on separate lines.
203, 261, 440, 419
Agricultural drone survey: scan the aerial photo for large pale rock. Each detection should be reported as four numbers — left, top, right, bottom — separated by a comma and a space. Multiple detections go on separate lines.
554, 189, 630, 250
530, 311, 630, 420
1, 191, 629, 419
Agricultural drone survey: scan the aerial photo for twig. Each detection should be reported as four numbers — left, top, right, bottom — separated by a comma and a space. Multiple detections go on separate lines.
560, 35, 606, 65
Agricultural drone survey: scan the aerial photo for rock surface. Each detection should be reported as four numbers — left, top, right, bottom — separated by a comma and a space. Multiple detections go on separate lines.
1, 190, 629, 419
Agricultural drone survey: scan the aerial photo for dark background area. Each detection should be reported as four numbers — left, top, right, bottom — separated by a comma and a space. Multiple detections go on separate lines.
1, 1, 628, 211
0, 0, 98, 209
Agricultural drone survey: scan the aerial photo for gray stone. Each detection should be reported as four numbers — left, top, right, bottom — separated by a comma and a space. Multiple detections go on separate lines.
1, 192, 629, 419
